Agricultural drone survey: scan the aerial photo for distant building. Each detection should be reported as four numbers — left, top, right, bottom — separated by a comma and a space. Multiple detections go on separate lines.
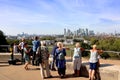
89, 30, 95, 36
63, 39, 74, 45
86, 28, 89, 36
63, 28, 95, 37
41, 40, 54, 45
64, 28, 66, 37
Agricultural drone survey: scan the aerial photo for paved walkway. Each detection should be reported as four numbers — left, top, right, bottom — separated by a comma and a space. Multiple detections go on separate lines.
0, 64, 88, 80
0, 57, 120, 80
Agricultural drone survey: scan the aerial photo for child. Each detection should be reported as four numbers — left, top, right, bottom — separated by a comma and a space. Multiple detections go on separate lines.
73, 43, 84, 77
24, 42, 31, 70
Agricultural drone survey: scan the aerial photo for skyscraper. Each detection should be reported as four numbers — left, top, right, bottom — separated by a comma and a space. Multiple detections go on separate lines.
86, 28, 89, 36
64, 28, 66, 36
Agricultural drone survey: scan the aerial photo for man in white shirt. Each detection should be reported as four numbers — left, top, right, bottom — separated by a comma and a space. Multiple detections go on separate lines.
18, 38, 25, 64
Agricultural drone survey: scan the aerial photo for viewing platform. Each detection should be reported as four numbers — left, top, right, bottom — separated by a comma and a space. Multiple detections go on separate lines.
0, 53, 120, 80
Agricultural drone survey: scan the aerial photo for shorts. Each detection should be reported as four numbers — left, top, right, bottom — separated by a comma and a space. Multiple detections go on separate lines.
24, 55, 30, 62
89, 62, 97, 70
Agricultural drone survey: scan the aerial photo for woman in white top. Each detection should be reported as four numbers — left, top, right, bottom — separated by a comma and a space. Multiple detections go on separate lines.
89, 45, 103, 80
73, 43, 84, 77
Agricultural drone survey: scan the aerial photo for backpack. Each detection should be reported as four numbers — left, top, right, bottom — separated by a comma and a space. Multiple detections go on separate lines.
58, 52, 65, 60
41, 46, 49, 59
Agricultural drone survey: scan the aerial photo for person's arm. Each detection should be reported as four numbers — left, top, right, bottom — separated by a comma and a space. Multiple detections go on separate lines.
80, 47, 85, 53
63, 48, 66, 56
97, 50, 103, 54
32, 41, 34, 46
24, 48, 29, 54
90, 49, 92, 53
38, 41, 40, 46
51, 46, 57, 56
36, 47, 39, 54
54, 49, 58, 58
18, 43, 21, 50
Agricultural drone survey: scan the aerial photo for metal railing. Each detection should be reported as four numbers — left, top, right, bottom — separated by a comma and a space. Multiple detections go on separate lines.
0, 45, 120, 54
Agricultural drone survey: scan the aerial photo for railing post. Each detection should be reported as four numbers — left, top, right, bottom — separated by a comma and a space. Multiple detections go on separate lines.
70, 49, 73, 62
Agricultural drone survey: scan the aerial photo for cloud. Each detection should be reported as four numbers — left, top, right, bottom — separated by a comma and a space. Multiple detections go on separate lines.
0, 0, 120, 35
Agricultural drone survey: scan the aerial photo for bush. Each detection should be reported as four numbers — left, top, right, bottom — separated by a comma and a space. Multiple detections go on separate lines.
101, 52, 110, 59
82, 51, 89, 57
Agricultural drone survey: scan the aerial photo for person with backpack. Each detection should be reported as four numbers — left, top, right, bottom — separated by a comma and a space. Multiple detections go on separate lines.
73, 43, 84, 77
36, 41, 52, 79
55, 42, 66, 78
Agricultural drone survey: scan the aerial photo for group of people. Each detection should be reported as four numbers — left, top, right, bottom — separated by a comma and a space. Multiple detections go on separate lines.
17, 37, 53, 79
51, 42, 102, 80
10, 36, 103, 80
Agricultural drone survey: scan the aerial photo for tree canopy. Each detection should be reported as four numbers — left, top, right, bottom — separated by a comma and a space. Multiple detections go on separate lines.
0, 30, 8, 52
0, 30, 8, 45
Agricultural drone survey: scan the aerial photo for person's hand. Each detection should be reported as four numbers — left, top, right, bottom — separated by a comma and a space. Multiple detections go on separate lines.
29, 48, 32, 52
100, 50, 103, 53
98, 50, 103, 54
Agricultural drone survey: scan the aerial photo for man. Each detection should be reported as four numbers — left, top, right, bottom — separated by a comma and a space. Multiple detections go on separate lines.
50, 43, 58, 71
18, 38, 25, 64
32, 36, 40, 65
37, 42, 52, 79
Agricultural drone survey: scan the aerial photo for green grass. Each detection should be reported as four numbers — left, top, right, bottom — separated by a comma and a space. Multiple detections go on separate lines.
48, 45, 74, 57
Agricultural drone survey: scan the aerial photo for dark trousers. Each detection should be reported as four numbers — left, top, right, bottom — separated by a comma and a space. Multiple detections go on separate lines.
11, 53, 14, 60
35, 56, 41, 66
32, 51, 36, 65
58, 67, 66, 76
21, 49, 24, 63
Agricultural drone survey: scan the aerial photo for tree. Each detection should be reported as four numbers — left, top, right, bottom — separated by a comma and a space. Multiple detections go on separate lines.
0, 30, 8, 45
0, 30, 8, 52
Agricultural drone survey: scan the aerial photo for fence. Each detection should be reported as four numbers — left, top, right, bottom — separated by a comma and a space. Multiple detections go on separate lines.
0, 45, 120, 60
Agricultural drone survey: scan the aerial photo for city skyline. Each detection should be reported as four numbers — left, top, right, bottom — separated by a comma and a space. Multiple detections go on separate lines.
0, 0, 120, 35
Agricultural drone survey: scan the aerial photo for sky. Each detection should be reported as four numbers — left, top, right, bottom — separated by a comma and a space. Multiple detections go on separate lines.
0, 0, 120, 35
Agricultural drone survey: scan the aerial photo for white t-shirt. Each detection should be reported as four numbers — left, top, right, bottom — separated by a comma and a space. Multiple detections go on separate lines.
19, 42, 24, 49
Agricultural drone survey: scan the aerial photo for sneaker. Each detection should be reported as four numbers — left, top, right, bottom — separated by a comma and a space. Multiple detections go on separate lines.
51, 68, 56, 71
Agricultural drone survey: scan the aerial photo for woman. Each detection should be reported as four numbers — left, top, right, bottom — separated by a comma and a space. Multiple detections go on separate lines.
89, 45, 103, 80
73, 43, 84, 77
55, 42, 66, 78
24, 42, 31, 70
